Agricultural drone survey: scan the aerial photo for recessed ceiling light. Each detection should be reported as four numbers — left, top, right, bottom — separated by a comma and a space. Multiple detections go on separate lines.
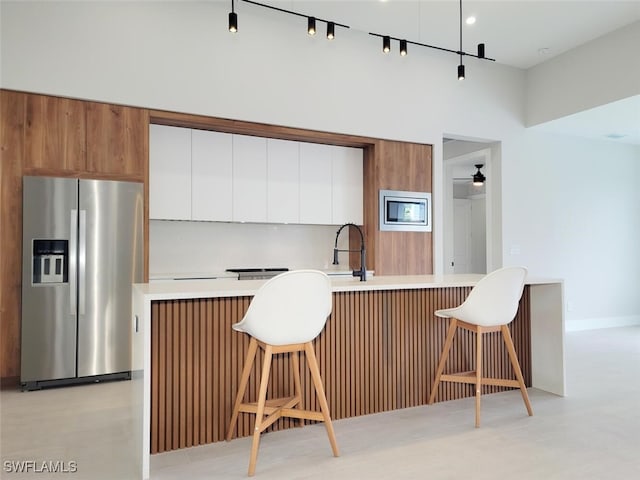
538, 47, 551, 55
465, 16, 476, 25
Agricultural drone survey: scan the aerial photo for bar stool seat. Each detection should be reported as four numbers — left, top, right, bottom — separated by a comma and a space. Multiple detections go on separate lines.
428, 266, 533, 427
226, 270, 339, 476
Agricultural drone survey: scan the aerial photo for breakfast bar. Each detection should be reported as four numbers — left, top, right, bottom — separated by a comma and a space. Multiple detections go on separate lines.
131, 274, 565, 480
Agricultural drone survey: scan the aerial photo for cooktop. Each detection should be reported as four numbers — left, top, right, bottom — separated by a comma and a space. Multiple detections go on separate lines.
225, 268, 289, 280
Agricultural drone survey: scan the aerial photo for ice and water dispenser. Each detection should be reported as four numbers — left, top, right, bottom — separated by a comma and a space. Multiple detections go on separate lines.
32, 239, 68, 284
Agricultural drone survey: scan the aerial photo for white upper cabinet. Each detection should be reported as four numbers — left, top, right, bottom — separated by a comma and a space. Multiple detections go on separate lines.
267, 138, 299, 224
299, 142, 333, 225
149, 125, 363, 225
232, 134, 267, 223
191, 129, 233, 221
331, 145, 363, 225
149, 124, 191, 220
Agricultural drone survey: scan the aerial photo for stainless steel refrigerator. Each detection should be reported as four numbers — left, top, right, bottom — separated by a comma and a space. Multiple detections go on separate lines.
21, 176, 143, 390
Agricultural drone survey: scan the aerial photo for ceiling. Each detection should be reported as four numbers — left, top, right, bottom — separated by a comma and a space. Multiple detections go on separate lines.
242, 1, 640, 145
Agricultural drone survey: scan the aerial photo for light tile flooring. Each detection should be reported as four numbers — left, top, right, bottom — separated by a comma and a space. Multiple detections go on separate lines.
1, 326, 639, 479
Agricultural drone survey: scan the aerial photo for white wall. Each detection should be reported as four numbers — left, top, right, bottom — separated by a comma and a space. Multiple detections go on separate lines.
526, 21, 640, 126
502, 131, 640, 329
2, 1, 639, 329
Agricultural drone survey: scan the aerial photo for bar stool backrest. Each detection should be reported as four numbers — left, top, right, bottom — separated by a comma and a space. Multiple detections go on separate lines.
440, 267, 527, 326
233, 269, 332, 345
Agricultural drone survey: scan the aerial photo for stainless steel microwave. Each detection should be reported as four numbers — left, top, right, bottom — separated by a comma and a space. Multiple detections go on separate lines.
379, 190, 432, 232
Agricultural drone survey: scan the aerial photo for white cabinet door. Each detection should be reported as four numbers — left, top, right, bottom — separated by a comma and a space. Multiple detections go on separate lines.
149, 124, 191, 220
331, 146, 363, 225
191, 130, 233, 221
267, 139, 299, 223
232, 134, 267, 222
299, 142, 333, 224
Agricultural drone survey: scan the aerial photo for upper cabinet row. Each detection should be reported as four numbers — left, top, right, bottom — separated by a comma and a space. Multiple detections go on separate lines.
20, 92, 146, 178
149, 124, 363, 225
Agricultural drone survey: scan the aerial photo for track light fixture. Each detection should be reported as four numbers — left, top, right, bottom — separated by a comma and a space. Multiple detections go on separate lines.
382, 36, 391, 53
231, 0, 494, 80
327, 22, 335, 40
228, 0, 238, 33
472, 164, 486, 186
368, 0, 493, 79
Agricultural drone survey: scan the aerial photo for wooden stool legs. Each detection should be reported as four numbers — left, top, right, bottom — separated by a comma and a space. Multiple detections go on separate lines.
227, 338, 259, 442
304, 343, 340, 457
501, 325, 534, 418
428, 319, 533, 427
226, 338, 339, 476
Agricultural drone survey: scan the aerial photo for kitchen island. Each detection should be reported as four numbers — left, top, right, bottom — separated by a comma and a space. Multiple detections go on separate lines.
131, 274, 564, 479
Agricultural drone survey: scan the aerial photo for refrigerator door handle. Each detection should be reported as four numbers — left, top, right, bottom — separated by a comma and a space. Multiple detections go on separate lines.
78, 209, 87, 316
69, 210, 78, 315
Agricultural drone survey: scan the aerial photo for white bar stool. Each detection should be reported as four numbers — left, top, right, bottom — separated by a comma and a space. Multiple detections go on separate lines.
226, 270, 339, 476
428, 266, 533, 427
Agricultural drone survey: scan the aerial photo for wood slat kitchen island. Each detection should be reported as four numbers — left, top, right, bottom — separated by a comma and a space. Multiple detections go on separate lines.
131, 274, 565, 479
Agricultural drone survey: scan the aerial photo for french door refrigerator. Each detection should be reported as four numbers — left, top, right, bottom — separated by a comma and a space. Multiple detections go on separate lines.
21, 176, 143, 390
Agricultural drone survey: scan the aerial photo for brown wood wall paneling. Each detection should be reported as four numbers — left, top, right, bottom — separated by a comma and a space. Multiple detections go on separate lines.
363, 140, 433, 275
86, 102, 147, 178
23, 93, 86, 173
0, 90, 26, 379
150, 287, 531, 454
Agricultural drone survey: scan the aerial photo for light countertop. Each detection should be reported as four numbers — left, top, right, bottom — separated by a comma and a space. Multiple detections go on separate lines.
134, 273, 562, 301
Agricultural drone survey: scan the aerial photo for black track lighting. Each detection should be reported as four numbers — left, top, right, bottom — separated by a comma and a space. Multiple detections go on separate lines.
235, 0, 495, 80
382, 35, 390, 53
473, 164, 486, 185
400, 39, 407, 56
327, 22, 335, 40
228, 0, 237, 33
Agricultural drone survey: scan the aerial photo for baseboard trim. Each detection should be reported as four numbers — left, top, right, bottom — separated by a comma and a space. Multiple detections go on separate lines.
0, 376, 20, 390
566, 315, 640, 332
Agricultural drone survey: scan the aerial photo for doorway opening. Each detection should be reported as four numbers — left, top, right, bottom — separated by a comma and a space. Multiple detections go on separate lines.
442, 137, 499, 274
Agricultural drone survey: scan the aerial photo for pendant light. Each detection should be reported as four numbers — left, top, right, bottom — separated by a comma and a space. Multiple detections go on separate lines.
308, 16, 316, 35
472, 164, 486, 185
458, 64, 465, 81
477, 43, 485, 59
327, 22, 335, 40
457, 0, 464, 80
228, 0, 238, 33
400, 39, 408, 56
382, 35, 391, 53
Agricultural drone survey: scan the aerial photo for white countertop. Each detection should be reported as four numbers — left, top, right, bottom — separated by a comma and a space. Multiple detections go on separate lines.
134, 274, 562, 301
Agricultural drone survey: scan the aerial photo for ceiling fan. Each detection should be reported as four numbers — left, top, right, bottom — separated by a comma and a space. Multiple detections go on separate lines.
453, 164, 486, 185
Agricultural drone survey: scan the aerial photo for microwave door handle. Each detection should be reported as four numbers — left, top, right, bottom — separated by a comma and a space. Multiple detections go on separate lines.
69, 210, 77, 315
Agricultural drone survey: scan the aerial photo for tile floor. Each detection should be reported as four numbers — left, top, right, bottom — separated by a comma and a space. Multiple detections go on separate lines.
1, 326, 639, 479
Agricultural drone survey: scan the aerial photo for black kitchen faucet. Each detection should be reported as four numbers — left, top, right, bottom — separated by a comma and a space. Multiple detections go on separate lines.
333, 223, 367, 281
